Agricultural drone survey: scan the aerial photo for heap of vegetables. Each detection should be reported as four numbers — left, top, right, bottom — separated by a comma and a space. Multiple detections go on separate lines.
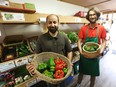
84, 45, 99, 52
67, 32, 78, 43
37, 57, 68, 79
59, 31, 67, 37
17, 43, 30, 57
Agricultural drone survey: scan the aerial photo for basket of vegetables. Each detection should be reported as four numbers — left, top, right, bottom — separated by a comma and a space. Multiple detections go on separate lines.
31, 52, 72, 84
82, 42, 100, 59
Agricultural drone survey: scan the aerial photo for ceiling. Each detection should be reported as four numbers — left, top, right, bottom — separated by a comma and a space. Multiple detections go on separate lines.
59, 0, 116, 13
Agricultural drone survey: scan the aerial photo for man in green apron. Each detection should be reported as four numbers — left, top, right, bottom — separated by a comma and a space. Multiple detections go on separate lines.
77, 7, 106, 87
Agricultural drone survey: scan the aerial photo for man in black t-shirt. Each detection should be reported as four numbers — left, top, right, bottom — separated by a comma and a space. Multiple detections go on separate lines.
26, 14, 72, 87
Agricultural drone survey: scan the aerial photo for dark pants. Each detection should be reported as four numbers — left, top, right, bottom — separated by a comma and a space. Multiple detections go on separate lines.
31, 80, 66, 87
31, 81, 47, 87
48, 80, 66, 87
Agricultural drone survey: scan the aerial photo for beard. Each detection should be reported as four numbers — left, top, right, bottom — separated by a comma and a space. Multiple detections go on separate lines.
48, 26, 58, 33
90, 21, 96, 24
89, 18, 97, 24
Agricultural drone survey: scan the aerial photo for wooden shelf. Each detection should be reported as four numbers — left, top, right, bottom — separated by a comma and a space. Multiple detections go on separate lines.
59, 15, 88, 24
0, 12, 89, 24
0, 13, 39, 24
0, 5, 36, 13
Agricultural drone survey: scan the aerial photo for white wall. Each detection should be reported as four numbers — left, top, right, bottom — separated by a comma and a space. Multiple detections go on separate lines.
0, 0, 87, 43
10, 0, 88, 15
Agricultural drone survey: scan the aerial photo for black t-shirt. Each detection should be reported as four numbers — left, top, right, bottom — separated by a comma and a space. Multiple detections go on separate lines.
36, 32, 72, 56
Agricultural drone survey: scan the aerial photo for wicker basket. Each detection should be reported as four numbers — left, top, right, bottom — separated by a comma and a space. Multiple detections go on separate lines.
82, 42, 100, 59
31, 52, 72, 84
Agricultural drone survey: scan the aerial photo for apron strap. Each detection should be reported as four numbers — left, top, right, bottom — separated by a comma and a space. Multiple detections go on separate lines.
96, 27, 99, 37
86, 25, 99, 37
86, 26, 89, 38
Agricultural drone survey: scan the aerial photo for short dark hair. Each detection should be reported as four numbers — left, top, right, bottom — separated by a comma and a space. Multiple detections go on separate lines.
86, 7, 101, 21
46, 14, 59, 22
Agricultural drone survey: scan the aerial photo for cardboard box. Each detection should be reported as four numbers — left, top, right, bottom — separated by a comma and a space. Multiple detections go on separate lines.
74, 11, 87, 18
3, 35, 24, 47
0, 0, 9, 6
9, 2, 24, 9
24, 3, 35, 10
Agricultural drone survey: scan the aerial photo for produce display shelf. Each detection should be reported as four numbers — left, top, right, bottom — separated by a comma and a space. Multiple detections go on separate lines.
0, 54, 34, 73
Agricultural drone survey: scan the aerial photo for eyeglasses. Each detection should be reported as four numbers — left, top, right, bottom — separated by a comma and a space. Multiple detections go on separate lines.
89, 14, 96, 17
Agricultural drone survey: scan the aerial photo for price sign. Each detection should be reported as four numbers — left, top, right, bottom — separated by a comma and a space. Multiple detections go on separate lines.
26, 79, 37, 87
0, 61, 15, 72
15, 57, 28, 66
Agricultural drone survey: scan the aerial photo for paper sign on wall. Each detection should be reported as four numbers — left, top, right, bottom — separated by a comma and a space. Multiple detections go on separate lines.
0, 61, 15, 72
1, 12, 25, 21
15, 57, 28, 66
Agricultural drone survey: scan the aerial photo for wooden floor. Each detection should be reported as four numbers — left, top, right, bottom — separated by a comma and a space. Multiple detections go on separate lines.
80, 49, 116, 87
68, 24, 116, 87
68, 41, 116, 87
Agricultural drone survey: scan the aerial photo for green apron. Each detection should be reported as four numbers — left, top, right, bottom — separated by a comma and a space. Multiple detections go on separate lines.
79, 26, 100, 76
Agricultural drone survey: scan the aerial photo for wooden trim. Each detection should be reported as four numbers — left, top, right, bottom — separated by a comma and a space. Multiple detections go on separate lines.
0, 5, 36, 13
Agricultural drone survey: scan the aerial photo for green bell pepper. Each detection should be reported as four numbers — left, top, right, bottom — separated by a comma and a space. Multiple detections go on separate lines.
43, 70, 53, 78
63, 68, 68, 74
50, 66, 55, 72
48, 57, 55, 67
37, 63, 47, 72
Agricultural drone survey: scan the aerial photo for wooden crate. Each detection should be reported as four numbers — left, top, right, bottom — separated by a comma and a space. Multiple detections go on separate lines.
17, 40, 32, 58
15, 76, 37, 87
27, 36, 38, 53
1, 45, 17, 62
3, 35, 24, 47
9, 2, 24, 9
